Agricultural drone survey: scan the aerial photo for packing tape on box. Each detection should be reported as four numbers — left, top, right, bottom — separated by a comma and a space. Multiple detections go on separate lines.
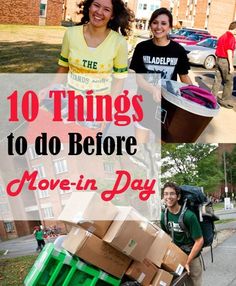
137, 272, 146, 283
123, 239, 137, 255
176, 264, 184, 276
99, 271, 108, 281
160, 281, 167, 286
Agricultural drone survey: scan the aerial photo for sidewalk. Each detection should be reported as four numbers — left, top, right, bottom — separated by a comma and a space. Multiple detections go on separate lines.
202, 230, 236, 286
188, 70, 236, 143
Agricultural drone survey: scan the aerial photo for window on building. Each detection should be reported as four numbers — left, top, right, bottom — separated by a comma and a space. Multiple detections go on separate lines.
40, 0, 47, 17
53, 159, 68, 174
4, 221, 15, 233
103, 162, 114, 173
37, 189, 49, 199
33, 165, 46, 179
0, 185, 5, 197
28, 146, 41, 160
143, 4, 147, 10
42, 207, 54, 219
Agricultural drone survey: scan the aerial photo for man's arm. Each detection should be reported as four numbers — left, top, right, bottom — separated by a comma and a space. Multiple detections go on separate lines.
185, 236, 204, 274
227, 49, 234, 74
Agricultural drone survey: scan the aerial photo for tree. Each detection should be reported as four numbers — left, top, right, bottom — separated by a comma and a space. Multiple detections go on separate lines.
224, 145, 236, 191
161, 143, 223, 194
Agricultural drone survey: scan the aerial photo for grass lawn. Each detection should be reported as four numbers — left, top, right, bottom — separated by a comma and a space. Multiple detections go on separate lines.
0, 24, 138, 73
215, 218, 236, 224
0, 255, 37, 285
213, 202, 224, 211
0, 24, 66, 73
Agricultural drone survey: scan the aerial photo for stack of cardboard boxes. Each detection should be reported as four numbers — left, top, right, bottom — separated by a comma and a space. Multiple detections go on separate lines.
58, 192, 188, 286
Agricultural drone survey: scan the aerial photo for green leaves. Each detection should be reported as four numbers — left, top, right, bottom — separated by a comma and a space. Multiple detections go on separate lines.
161, 144, 223, 194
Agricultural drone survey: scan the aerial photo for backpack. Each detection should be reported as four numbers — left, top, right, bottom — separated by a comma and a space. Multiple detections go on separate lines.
179, 85, 217, 109
164, 185, 219, 263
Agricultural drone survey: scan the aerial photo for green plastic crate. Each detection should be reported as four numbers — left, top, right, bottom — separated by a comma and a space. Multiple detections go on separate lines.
24, 243, 122, 286
24, 243, 75, 286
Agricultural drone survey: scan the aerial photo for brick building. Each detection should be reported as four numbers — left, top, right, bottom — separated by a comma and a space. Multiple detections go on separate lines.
0, 0, 64, 26
0, 112, 150, 240
163, 0, 236, 36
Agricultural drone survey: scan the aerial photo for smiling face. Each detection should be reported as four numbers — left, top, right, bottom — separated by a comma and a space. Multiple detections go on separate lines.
163, 186, 180, 208
89, 0, 113, 28
150, 14, 171, 41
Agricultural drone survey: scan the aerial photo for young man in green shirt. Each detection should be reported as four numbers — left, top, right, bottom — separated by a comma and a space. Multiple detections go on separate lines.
160, 182, 204, 286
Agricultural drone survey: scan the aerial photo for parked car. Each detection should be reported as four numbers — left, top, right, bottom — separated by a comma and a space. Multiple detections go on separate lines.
185, 38, 236, 69
170, 28, 210, 40
173, 33, 214, 46
184, 38, 217, 69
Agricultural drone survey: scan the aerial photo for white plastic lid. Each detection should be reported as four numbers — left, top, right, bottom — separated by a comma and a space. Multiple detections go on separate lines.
161, 80, 220, 117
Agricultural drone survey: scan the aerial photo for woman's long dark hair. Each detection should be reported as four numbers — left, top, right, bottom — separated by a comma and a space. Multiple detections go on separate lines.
77, 0, 134, 36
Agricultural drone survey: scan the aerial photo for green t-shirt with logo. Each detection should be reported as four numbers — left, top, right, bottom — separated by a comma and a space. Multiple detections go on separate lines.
35, 230, 44, 240
160, 208, 202, 249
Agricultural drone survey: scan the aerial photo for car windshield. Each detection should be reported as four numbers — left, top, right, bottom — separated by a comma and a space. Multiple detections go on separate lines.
182, 31, 195, 36
196, 38, 217, 48
188, 34, 199, 40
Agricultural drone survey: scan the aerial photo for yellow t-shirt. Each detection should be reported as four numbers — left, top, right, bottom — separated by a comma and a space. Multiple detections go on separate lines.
58, 25, 128, 93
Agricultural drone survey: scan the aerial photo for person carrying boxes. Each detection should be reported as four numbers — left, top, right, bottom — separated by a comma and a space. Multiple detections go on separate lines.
160, 182, 204, 286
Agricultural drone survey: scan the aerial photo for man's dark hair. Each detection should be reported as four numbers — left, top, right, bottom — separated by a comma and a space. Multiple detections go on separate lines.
149, 7, 173, 28
77, 0, 134, 36
163, 182, 181, 196
229, 21, 236, 30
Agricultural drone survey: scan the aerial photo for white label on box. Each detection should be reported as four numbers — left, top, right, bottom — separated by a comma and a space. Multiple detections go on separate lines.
176, 264, 184, 276
123, 239, 137, 255
160, 281, 167, 286
137, 272, 146, 283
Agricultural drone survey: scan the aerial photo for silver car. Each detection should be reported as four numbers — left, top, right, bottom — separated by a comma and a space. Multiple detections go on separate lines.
184, 38, 236, 70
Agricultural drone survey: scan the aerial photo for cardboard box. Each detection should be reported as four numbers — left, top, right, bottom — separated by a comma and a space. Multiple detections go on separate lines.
103, 206, 158, 261
151, 268, 173, 286
62, 226, 132, 278
146, 227, 172, 267
161, 242, 188, 276
125, 259, 158, 286
58, 192, 118, 238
